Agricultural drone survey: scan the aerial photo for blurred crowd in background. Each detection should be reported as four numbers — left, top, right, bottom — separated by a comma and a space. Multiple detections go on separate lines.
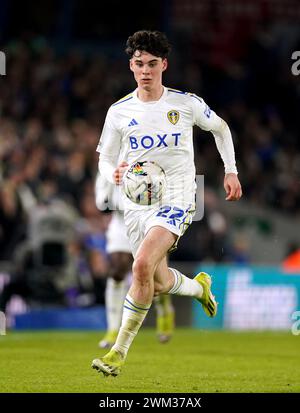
0, 0, 300, 309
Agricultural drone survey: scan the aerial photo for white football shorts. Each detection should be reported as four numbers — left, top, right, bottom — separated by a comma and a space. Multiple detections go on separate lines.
124, 203, 195, 257
106, 211, 132, 254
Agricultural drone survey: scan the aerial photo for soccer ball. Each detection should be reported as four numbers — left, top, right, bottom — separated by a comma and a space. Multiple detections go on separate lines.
123, 161, 166, 205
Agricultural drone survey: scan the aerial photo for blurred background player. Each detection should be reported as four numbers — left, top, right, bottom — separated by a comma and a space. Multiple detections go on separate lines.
95, 172, 174, 347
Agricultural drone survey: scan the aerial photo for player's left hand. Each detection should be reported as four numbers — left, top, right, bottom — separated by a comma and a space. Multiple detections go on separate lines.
224, 173, 242, 201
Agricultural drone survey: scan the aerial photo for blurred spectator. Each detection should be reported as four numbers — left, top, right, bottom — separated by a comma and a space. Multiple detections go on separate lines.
0, 198, 80, 311
0, 181, 27, 261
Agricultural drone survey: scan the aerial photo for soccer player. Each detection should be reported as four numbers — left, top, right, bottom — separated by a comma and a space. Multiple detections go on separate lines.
95, 173, 175, 348
92, 30, 242, 376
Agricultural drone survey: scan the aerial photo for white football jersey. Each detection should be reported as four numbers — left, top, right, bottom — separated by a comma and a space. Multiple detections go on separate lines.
97, 86, 236, 210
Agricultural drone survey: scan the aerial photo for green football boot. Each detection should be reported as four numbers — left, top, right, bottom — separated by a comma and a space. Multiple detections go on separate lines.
194, 272, 217, 317
92, 349, 124, 377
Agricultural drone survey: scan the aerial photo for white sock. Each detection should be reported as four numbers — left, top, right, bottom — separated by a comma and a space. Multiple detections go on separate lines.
112, 294, 151, 358
168, 268, 203, 298
105, 278, 128, 332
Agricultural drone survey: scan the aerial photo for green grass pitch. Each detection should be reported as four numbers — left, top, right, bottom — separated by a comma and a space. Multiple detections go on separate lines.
0, 328, 299, 393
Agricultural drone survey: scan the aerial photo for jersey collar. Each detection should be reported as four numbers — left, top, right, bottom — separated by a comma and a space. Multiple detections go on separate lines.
133, 86, 167, 105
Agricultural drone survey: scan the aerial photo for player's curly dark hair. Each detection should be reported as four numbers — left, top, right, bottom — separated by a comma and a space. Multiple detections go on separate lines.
125, 30, 171, 59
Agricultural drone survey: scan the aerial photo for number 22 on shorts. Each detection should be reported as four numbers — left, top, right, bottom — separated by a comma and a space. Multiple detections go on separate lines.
156, 205, 184, 226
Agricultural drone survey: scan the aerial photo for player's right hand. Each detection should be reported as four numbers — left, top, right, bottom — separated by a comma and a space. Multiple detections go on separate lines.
113, 161, 129, 185
224, 173, 242, 201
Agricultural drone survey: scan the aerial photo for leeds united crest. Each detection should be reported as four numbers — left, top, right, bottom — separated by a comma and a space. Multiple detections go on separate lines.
167, 110, 179, 125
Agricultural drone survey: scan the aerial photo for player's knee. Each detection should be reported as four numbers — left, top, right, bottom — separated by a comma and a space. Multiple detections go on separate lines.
132, 256, 153, 281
